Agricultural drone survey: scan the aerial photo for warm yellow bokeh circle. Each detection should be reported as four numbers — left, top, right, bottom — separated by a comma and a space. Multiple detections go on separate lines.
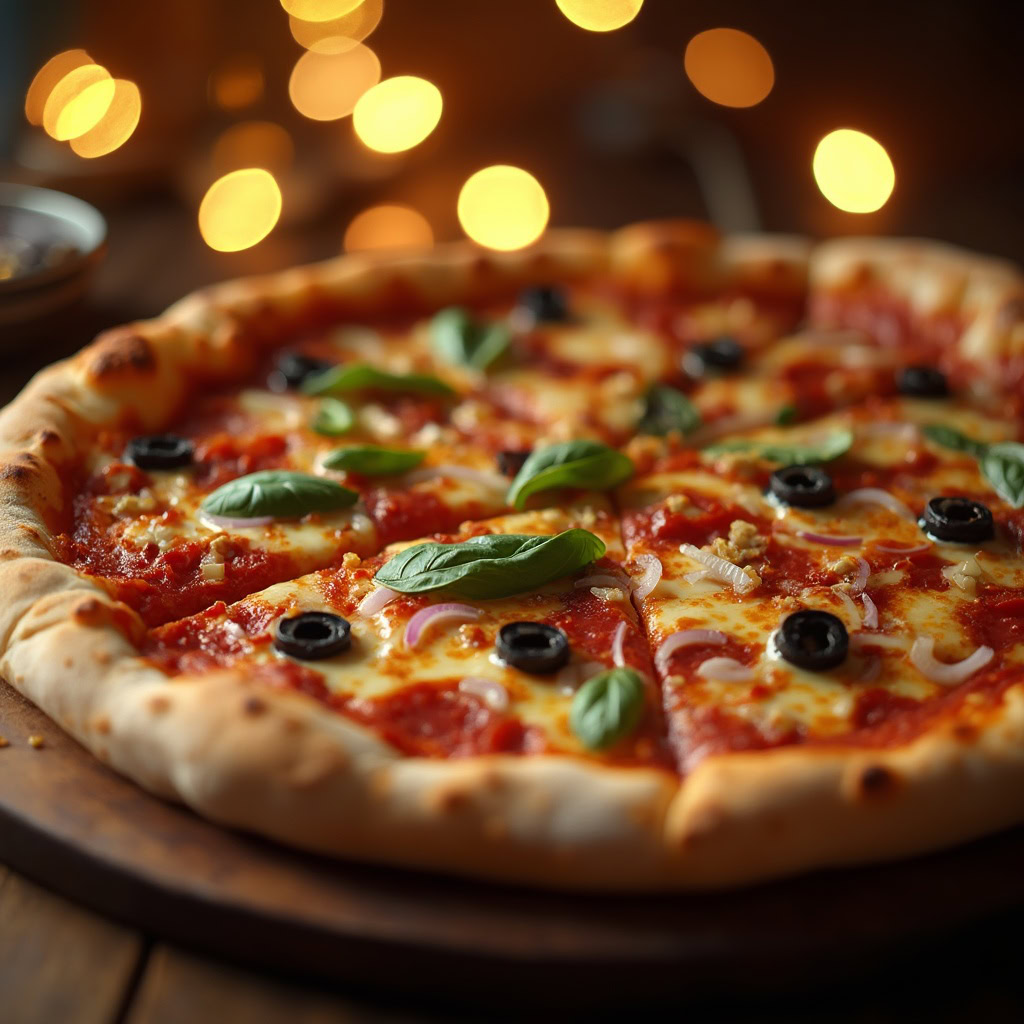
813, 129, 895, 214
198, 168, 283, 252
457, 165, 550, 251
353, 76, 442, 153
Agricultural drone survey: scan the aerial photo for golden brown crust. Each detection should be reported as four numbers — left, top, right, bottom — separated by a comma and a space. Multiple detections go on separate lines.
4, 224, 1024, 889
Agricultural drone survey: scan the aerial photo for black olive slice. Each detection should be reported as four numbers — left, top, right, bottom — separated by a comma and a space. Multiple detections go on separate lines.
769, 465, 836, 508
774, 610, 849, 672
275, 612, 352, 660
896, 366, 950, 398
497, 449, 531, 477
270, 352, 335, 391
516, 285, 569, 324
921, 496, 994, 543
683, 336, 745, 378
495, 622, 570, 674
124, 434, 194, 471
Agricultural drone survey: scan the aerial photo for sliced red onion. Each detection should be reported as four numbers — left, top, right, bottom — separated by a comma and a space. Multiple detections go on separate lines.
574, 573, 632, 592
404, 602, 482, 648
796, 530, 863, 547
631, 553, 663, 600
874, 541, 931, 555
846, 556, 871, 594
696, 657, 754, 682
357, 586, 399, 616
909, 636, 994, 686
655, 629, 728, 676
612, 621, 628, 667
860, 592, 879, 629
679, 544, 756, 593
835, 488, 915, 521
403, 464, 508, 492
851, 632, 905, 650
458, 676, 510, 712
204, 513, 275, 529
831, 586, 862, 627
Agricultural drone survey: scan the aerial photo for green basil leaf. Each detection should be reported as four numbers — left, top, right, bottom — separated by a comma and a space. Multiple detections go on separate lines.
922, 424, 990, 458
703, 428, 853, 466
507, 441, 634, 511
775, 404, 798, 426
980, 442, 1024, 508
430, 307, 511, 372
201, 470, 357, 520
637, 385, 701, 436
374, 528, 606, 599
302, 362, 455, 398
312, 397, 355, 436
569, 667, 646, 750
322, 445, 425, 476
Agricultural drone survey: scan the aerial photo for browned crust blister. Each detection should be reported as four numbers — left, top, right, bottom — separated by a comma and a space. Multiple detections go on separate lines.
2, 221, 1024, 889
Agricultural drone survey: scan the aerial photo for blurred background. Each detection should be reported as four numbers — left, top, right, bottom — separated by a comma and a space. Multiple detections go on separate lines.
0, 0, 1022, 368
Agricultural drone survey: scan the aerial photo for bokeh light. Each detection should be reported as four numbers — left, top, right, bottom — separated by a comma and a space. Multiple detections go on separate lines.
25, 49, 92, 126
684, 28, 775, 108
43, 64, 115, 141
211, 121, 295, 178
555, 0, 643, 32
209, 55, 264, 111
198, 169, 283, 252
289, 0, 383, 53
457, 165, 550, 251
344, 204, 434, 252
280, 0, 364, 22
813, 129, 895, 214
352, 76, 442, 153
69, 79, 141, 158
288, 44, 381, 121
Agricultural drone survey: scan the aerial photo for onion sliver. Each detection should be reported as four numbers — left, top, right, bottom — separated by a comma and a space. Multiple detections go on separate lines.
836, 488, 915, 521
204, 513, 275, 529
860, 592, 879, 629
632, 553, 663, 600
458, 676, 509, 712
874, 541, 931, 555
909, 636, 993, 686
696, 656, 754, 682
797, 530, 863, 547
357, 586, 399, 616
404, 464, 508, 492
574, 573, 632, 592
849, 557, 870, 594
405, 602, 482, 648
655, 629, 728, 676
611, 621, 628, 667
679, 543, 756, 593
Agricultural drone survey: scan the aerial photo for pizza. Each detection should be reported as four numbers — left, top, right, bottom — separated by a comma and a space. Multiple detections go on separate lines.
3, 219, 1024, 889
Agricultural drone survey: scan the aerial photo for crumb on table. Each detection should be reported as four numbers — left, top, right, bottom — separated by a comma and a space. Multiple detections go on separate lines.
28, 734, 44, 749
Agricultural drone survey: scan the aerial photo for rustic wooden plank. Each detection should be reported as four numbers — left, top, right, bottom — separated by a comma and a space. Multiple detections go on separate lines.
0, 872, 144, 1024
126, 944, 427, 1024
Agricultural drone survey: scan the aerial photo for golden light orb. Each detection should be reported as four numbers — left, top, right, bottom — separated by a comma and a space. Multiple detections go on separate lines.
288, 44, 381, 121
288, 0, 383, 53
280, 0, 364, 23
457, 165, 550, 252
69, 79, 141, 158
352, 76, 442, 154
684, 28, 775, 108
25, 49, 92, 126
554, 0, 643, 32
344, 205, 434, 253
198, 169, 283, 252
43, 64, 115, 141
813, 129, 895, 214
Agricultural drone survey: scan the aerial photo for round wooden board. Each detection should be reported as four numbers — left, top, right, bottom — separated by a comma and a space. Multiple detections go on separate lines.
2, 677, 1023, 1006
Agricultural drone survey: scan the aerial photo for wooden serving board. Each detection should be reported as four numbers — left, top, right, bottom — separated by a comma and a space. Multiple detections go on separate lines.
2, 676, 1023, 1006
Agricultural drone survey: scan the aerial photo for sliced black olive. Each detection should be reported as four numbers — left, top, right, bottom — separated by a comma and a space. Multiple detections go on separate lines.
275, 612, 352, 660
495, 622, 570, 674
774, 610, 848, 672
124, 434, 194, 471
769, 465, 836, 508
921, 496, 993, 543
516, 285, 569, 324
896, 366, 949, 399
683, 336, 745, 378
269, 352, 334, 391
497, 449, 531, 477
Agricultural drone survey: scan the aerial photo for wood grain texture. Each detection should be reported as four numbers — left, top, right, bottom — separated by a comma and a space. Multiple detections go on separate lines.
0, 873, 143, 1024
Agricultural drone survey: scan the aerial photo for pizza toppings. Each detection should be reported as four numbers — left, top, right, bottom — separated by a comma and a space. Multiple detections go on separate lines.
908, 636, 993, 685
683, 336, 745, 377
495, 622, 571, 674
654, 629, 728, 676
897, 365, 950, 399
429, 307, 511, 371
516, 284, 569, 324
404, 602, 482, 648
356, 584, 399, 616
124, 434, 195, 471
271, 352, 334, 391
457, 676, 510, 712
569, 667, 646, 750
630, 553, 663, 599
921, 496, 994, 543
311, 397, 355, 436
201, 470, 358, 521
834, 487, 915, 520
679, 542, 759, 593
705, 428, 853, 466
923, 426, 1024, 508
506, 440, 634, 510
773, 610, 849, 671
695, 657, 754, 682
274, 612, 352, 660
637, 385, 701, 437
302, 362, 456, 398
322, 444, 426, 476
769, 465, 836, 508
496, 449, 531, 477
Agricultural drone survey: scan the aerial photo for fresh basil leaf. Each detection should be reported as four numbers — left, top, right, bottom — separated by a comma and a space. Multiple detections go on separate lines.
374, 528, 606, 599
775, 404, 798, 426
312, 397, 355, 436
201, 470, 357, 519
703, 428, 853, 466
323, 445, 425, 476
569, 667, 646, 750
637, 385, 701, 437
922, 424, 989, 458
302, 362, 455, 398
507, 440, 634, 511
980, 442, 1024, 508
430, 307, 511, 372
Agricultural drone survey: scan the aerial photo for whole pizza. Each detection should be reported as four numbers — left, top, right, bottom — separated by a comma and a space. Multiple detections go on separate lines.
3, 219, 1024, 889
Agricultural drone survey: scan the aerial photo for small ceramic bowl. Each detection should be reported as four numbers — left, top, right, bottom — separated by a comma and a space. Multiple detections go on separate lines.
0, 183, 107, 346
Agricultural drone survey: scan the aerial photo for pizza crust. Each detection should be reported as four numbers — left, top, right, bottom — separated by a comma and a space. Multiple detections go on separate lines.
3, 223, 1024, 889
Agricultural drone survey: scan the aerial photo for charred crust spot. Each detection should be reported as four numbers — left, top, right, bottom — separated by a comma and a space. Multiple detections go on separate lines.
62, 656, 73, 669
243, 696, 267, 716
859, 764, 897, 798
93, 715, 111, 735
73, 599, 107, 625
37, 429, 61, 446
149, 695, 171, 714
90, 331, 156, 378
953, 722, 978, 743
1, 463, 32, 483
